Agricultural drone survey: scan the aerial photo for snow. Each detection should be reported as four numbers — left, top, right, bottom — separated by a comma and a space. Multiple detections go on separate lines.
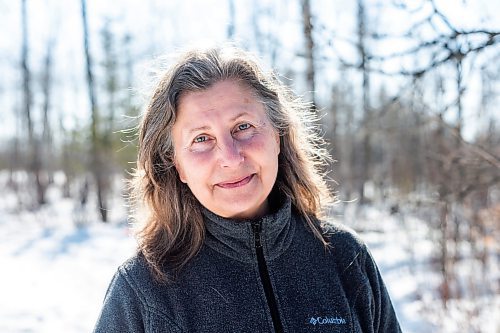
344, 205, 500, 333
0, 187, 136, 333
0, 183, 498, 332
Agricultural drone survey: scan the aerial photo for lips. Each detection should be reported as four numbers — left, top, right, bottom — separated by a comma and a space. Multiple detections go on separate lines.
216, 174, 255, 189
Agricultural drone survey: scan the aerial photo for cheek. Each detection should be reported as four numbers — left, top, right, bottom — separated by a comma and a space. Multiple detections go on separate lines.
241, 130, 269, 149
243, 130, 280, 156
241, 134, 280, 172
244, 125, 279, 150
176, 152, 214, 184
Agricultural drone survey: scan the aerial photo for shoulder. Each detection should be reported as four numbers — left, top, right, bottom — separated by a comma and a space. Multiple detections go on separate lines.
321, 219, 366, 254
317, 219, 370, 275
100, 254, 149, 305
106, 254, 175, 318
115, 253, 157, 297
118, 253, 151, 280
95, 254, 183, 332
292, 210, 367, 257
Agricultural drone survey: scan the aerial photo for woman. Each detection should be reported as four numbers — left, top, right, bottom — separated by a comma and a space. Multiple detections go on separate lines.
94, 47, 402, 333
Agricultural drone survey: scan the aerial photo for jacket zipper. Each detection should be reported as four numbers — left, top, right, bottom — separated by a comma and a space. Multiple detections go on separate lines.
252, 221, 284, 333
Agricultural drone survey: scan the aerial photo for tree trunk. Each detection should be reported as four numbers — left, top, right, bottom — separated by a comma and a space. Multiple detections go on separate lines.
22, 0, 46, 206
357, 0, 371, 205
81, 0, 108, 222
439, 200, 450, 308
301, 0, 316, 110
41, 36, 55, 185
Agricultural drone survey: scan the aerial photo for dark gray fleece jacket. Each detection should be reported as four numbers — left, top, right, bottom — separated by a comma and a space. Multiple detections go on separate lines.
94, 199, 402, 333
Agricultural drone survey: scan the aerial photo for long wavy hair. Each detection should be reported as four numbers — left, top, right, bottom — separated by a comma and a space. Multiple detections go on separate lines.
132, 46, 334, 282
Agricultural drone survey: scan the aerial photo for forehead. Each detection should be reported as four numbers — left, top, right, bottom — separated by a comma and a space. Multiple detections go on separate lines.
175, 80, 265, 125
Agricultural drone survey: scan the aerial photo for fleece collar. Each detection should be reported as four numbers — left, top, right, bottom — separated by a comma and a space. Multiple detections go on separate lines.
201, 197, 295, 263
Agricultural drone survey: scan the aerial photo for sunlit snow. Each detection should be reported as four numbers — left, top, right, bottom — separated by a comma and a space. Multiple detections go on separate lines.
0, 181, 498, 332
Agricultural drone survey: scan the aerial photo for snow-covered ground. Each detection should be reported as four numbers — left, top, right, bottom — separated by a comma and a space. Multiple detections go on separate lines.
342, 204, 499, 333
0, 182, 498, 332
0, 196, 135, 332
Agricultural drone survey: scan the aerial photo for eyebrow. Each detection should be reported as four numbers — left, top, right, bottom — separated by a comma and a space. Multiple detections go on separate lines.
187, 126, 211, 136
230, 111, 251, 122
185, 112, 253, 135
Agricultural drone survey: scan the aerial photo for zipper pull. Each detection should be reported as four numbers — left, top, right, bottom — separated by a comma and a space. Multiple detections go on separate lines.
251, 221, 262, 248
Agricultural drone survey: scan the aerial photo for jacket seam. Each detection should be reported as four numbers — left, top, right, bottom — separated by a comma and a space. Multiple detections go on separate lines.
203, 241, 255, 263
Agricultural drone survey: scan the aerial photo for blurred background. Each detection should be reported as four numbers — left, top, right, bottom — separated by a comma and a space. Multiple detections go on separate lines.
0, 0, 498, 332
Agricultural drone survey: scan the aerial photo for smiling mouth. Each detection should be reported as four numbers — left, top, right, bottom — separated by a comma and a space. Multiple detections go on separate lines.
216, 174, 255, 189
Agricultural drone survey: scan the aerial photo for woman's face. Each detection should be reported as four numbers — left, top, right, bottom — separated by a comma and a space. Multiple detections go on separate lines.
172, 80, 280, 219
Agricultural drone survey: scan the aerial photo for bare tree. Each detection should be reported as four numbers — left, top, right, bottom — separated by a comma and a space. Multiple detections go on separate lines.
81, 0, 109, 222
251, 1, 280, 69
320, 0, 499, 314
101, 19, 118, 147
41, 35, 56, 185
356, 0, 371, 205
21, 0, 47, 206
327, 72, 356, 200
21, 0, 33, 160
301, 0, 316, 109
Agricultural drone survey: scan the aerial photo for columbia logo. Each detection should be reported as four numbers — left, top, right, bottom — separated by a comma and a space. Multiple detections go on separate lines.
309, 316, 347, 325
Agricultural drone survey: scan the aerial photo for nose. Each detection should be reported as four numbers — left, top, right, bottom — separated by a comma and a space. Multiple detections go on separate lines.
217, 135, 244, 168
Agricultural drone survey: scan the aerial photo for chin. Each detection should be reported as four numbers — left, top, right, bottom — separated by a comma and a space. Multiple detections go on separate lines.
216, 201, 267, 220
